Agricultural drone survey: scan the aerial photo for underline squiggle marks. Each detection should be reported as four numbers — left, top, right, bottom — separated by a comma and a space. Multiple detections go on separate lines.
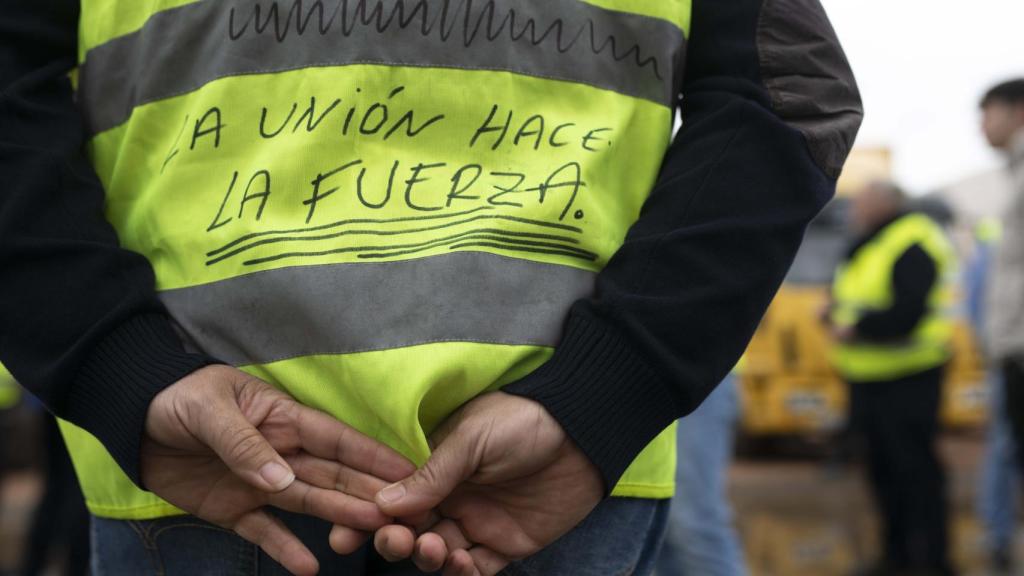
236, 228, 598, 266
206, 212, 584, 266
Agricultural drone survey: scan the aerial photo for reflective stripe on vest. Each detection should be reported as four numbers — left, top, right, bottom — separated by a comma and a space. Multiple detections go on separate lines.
830, 213, 957, 382
63, 0, 690, 518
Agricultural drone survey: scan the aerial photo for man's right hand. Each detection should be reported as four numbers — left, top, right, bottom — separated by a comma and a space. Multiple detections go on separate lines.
141, 365, 417, 576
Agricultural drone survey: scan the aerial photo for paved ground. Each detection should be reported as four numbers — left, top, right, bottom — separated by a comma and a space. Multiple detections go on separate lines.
0, 433, 1017, 575
731, 433, 1018, 576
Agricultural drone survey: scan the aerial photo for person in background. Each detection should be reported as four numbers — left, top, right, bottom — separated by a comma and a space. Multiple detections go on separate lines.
655, 371, 748, 576
20, 415, 90, 576
828, 181, 957, 576
0, 364, 88, 576
967, 218, 1017, 574
982, 78, 1024, 571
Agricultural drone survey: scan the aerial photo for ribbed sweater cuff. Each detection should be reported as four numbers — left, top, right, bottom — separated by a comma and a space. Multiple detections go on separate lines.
503, 313, 680, 494
65, 313, 219, 486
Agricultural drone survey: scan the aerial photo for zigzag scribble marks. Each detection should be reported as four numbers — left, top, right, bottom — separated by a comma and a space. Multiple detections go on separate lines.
227, 0, 662, 80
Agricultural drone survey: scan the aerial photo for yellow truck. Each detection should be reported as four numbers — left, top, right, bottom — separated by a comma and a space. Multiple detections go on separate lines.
738, 200, 988, 438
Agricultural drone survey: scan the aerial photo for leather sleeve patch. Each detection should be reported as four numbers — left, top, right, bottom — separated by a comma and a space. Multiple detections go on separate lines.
757, 0, 864, 178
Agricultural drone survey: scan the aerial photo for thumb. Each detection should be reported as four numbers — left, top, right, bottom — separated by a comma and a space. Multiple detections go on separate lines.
376, 433, 474, 517
205, 405, 296, 493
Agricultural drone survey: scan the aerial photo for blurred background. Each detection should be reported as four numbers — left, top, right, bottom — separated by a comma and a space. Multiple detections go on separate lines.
1, 1, 1022, 575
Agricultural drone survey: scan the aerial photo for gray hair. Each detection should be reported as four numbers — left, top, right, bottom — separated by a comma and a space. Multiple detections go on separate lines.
865, 179, 907, 207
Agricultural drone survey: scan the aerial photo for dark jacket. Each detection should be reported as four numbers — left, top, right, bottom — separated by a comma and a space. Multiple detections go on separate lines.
0, 0, 862, 489
843, 212, 940, 342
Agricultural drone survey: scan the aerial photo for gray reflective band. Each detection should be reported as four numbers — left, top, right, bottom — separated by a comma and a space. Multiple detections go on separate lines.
77, 0, 685, 135
160, 251, 596, 366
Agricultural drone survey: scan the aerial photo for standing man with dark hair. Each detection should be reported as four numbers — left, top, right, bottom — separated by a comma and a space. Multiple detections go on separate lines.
829, 181, 957, 576
982, 80, 1024, 571
1, 1, 861, 574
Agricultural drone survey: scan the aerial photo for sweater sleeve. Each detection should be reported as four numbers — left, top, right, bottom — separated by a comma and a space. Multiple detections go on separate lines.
0, 0, 217, 485
505, 0, 863, 491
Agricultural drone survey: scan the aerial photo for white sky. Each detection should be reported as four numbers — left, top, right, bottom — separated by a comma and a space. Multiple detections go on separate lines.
821, 0, 1024, 194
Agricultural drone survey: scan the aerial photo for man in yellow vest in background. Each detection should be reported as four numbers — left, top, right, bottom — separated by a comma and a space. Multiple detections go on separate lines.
1, 1, 862, 574
829, 181, 956, 576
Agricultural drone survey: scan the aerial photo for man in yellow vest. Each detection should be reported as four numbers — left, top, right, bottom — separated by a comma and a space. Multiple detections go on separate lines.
829, 181, 956, 576
0, 1, 862, 574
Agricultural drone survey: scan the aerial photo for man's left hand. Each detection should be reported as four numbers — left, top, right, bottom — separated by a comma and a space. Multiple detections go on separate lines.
365, 392, 604, 576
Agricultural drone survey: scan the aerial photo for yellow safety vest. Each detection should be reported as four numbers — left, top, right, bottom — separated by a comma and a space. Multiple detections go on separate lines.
830, 213, 956, 382
61, 0, 689, 519
0, 364, 20, 410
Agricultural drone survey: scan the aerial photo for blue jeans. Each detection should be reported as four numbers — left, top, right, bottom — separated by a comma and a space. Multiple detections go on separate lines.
91, 497, 669, 575
655, 375, 747, 576
978, 372, 1018, 551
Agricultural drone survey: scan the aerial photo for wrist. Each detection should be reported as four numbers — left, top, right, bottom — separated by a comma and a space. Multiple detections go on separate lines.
66, 313, 220, 486
502, 311, 681, 493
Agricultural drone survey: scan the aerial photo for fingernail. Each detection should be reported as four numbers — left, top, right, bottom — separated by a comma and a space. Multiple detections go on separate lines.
259, 462, 295, 491
378, 482, 406, 504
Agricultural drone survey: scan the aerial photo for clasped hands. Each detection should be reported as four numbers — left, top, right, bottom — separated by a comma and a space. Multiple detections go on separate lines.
141, 365, 604, 576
